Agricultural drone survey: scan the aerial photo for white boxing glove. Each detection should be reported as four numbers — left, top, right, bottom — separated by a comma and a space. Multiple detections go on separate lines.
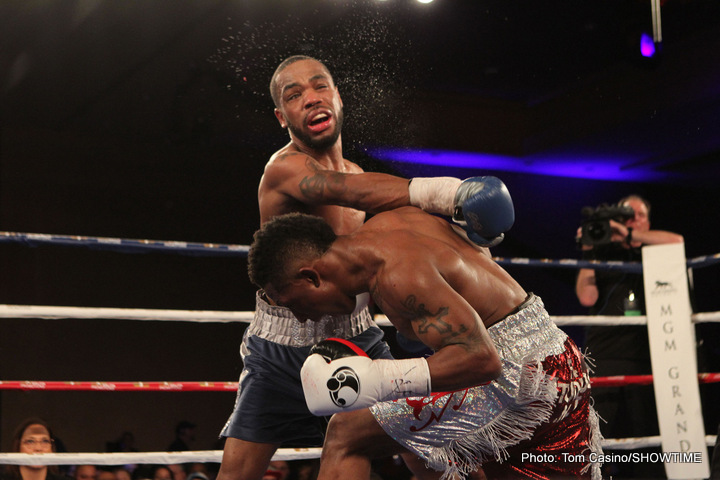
301, 353, 431, 416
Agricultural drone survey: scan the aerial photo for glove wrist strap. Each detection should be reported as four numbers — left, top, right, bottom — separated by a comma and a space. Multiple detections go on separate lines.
375, 357, 432, 401
408, 177, 461, 216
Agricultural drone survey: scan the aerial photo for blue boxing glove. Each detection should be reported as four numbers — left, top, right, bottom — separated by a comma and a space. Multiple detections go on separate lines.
452, 176, 514, 247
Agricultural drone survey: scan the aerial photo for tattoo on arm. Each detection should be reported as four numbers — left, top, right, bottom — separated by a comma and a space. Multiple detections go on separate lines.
298, 158, 348, 201
402, 295, 467, 339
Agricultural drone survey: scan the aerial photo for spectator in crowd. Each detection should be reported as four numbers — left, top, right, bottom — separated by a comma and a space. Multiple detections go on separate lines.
95, 471, 114, 480
110, 469, 130, 480
167, 422, 196, 452
150, 467, 171, 480
165, 466, 183, 480
260, 461, 289, 480
1, 418, 68, 480
290, 460, 319, 480
106, 433, 137, 453
73, 466, 96, 480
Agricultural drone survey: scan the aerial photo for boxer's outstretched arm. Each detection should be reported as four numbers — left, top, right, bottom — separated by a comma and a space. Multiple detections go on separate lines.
259, 152, 412, 216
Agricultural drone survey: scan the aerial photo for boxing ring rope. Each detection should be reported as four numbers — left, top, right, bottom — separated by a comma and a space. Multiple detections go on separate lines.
2, 304, 720, 325
3, 231, 720, 269
2, 372, 720, 393
5, 434, 719, 466
2, 231, 720, 465
0, 232, 249, 257
0, 304, 254, 323
0, 449, 316, 466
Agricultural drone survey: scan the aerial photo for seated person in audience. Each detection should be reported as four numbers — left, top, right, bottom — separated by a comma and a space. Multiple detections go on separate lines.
1, 418, 68, 480
73, 466, 96, 480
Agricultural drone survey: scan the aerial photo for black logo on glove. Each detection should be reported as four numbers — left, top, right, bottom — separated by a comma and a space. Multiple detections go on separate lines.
327, 367, 360, 408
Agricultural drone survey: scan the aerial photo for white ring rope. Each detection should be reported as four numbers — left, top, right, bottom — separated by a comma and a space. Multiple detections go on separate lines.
0, 449, 314, 466
2, 304, 720, 326
0, 304, 255, 323
1, 436, 718, 466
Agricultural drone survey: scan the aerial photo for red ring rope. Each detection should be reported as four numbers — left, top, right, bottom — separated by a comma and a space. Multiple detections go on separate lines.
0, 381, 238, 391
2, 373, 720, 391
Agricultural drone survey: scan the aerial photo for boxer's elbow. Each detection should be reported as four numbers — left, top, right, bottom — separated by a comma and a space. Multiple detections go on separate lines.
475, 348, 503, 384
460, 347, 502, 387
430, 343, 502, 391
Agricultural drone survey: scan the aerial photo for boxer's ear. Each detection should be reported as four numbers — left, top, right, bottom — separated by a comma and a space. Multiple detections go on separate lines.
299, 267, 320, 287
274, 108, 287, 129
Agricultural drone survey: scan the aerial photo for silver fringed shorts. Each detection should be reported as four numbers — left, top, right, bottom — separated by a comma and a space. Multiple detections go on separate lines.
370, 294, 602, 480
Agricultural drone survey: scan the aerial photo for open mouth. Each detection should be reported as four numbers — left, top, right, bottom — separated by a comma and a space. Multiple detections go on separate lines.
307, 111, 332, 132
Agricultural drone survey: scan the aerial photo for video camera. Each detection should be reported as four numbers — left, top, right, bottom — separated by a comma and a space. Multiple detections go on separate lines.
579, 203, 635, 246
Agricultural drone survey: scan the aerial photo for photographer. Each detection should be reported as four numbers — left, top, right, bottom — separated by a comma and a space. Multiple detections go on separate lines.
576, 195, 683, 309
575, 194, 683, 478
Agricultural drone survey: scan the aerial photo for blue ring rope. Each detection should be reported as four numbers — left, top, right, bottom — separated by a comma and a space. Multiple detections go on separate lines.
0, 231, 248, 257
2, 231, 719, 271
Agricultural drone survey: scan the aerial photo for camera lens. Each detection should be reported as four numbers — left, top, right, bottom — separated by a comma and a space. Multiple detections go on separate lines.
587, 222, 605, 240
581, 220, 611, 245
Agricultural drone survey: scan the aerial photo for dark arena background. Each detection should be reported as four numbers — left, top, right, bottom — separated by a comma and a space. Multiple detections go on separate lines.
1, 0, 720, 468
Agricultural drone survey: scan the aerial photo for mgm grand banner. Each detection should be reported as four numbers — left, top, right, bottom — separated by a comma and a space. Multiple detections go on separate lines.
643, 243, 709, 479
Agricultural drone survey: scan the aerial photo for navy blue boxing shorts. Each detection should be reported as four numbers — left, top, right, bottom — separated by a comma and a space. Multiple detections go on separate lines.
220, 291, 392, 446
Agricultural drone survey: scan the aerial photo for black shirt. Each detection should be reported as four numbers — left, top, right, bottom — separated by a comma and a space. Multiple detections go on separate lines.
583, 242, 650, 373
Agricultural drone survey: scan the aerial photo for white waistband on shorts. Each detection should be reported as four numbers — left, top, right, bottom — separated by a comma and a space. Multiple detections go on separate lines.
488, 294, 567, 363
246, 291, 377, 347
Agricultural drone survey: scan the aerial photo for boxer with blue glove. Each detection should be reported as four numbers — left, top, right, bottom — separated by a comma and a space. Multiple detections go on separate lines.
222, 54, 514, 480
